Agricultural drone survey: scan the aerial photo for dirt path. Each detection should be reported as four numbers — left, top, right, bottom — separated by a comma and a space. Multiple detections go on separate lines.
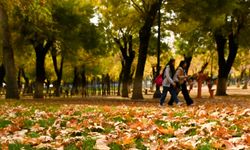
3, 86, 250, 108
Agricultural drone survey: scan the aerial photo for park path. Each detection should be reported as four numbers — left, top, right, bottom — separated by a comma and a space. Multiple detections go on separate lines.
16, 86, 250, 108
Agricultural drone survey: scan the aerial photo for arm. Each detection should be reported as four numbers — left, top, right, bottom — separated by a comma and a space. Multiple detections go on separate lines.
165, 67, 175, 85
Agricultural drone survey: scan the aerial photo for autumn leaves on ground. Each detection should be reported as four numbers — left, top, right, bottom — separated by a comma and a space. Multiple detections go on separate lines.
0, 92, 250, 150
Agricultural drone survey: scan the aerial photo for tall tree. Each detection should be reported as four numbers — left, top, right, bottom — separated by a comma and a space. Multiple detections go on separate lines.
131, 0, 162, 99
97, 0, 139, 97
114, 35, 135, 97
0, 2, 19, 99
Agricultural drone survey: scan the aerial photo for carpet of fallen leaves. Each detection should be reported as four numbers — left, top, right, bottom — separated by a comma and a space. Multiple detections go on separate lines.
0, 97, 249, 150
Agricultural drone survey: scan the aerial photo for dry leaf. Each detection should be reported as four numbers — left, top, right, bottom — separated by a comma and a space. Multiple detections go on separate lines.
157, 127, 174, 135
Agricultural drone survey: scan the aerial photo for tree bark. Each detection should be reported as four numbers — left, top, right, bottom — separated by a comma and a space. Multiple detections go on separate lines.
153, 0, 163, 98
114, 35, 135, 98
51, 46, 64, 97
215, 31, 238, 96
184, 56, 192, 74
117, 65, 123, 96
72, 67, 79, 95
81, 66, 87, 97
20, 68, 31, 93
33, 40, 53, 98
0, 3, 19, 99
132, 1, 160, 99
0, 64, 5, 87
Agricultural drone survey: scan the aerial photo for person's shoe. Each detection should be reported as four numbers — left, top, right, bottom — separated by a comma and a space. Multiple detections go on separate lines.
187, 102, 194, 106
176, 102, 183, 106
159, 104, 164, 107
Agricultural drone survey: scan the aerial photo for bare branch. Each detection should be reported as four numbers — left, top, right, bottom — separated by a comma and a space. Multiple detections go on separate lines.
131, 0, 144, 14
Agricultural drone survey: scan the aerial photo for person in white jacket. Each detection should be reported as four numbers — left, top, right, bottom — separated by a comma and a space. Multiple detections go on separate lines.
169, 60, 194, 106
159, 59, 180, 106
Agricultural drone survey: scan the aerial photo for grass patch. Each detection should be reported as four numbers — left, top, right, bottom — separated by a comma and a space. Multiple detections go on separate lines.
37, 118, 55, 128
82, 138, 96, 150
64, 144, 78, 150
159, 134, 175, 143
170, 121, 181, 130
0, 119, 12, 128
197, 143, 213, 150
154, 120, 168, 128
108, 142, 123, 150
173, 112, 186, 117
60, 120, 67, 127
113, 116, 127, 123
229, 125, 243, 137
185, 128, 197, 136
82, 107, 97, 113
135, 138, 147, 150
23, 119, 34, 129
73, 111, 82, 116
27, 131, 40, 138
8, 143, 33, 150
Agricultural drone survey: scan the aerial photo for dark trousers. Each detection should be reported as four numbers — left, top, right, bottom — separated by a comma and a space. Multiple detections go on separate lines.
169, 82, 193, 105
160, 86, 179, 105
181, 83, 193, 105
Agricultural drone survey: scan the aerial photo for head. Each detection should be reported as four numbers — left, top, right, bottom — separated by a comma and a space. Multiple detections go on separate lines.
167, 58, 176, 76
179, 60, 187, 69
167, 58, 175, 67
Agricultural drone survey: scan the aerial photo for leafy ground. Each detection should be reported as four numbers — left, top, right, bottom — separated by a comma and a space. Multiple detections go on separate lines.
0, 90, 250, 149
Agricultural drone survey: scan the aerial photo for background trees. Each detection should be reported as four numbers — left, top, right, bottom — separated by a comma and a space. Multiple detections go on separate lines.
167, 0, 250, 95
0, 0, 249, 100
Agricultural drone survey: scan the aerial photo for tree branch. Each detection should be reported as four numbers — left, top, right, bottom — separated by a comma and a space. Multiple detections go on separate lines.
131, 0, 144, 14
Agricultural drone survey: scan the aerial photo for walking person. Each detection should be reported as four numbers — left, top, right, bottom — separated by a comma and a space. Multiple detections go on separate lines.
171, 60, 194, 106
159, 59, 180, 106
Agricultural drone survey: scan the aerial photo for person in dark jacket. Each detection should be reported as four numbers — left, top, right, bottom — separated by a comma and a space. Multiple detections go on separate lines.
159, 59, 180, 106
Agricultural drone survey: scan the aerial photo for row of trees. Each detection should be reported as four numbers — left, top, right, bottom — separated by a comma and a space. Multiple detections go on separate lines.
0, 0, 250, 99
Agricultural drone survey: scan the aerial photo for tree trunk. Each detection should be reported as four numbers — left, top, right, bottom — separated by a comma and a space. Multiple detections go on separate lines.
184, 56, 192, 74
216, 77, 228, 95
51, 47, 64, 97
122, 60, 133, 97
132, 1, 160, 99
153, 0, 163, 99
215, 31, 238, 96
0, 3, 19, 99
33, 40, 52, 98
21, 68, 31, 93
18, 68, 22, 89
117, 67, 123, 96
81, 67, 87, 97
0, 64, 5, 87
114, 35, 135, 98
34, 48, 46, 98
72, 67, 79, 95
